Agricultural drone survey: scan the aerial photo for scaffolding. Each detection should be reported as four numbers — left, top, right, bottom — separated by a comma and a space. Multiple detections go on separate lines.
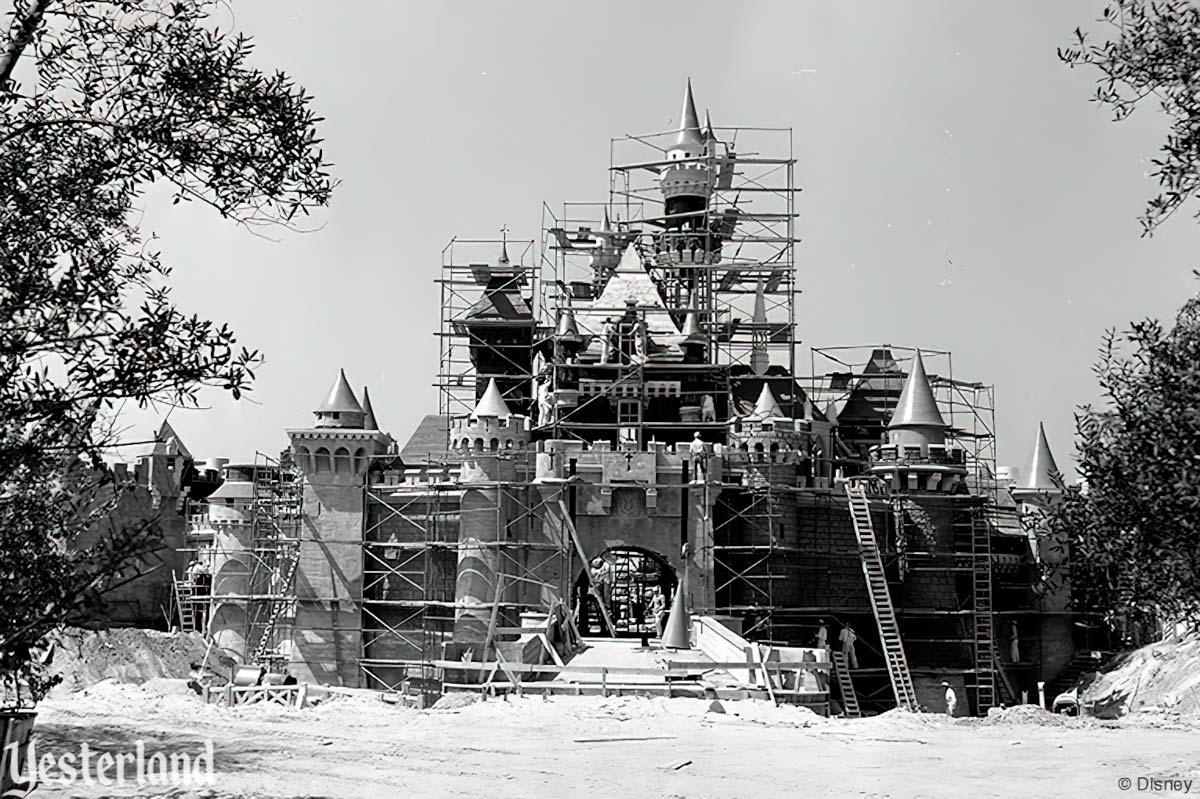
358, 453, 572, 698
536, 123, 799, 447
437, 237, 540, 421
807, 345, 998, 502
175, 451, 302, 668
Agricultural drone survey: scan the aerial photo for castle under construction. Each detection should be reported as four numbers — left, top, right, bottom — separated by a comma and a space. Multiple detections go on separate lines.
145, 82, 1092, 716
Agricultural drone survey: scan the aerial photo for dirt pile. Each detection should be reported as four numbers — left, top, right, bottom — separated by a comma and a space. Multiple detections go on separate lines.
1081, 633, 1200, 718
983, 704, 1080, 728
46, 627, 235, 694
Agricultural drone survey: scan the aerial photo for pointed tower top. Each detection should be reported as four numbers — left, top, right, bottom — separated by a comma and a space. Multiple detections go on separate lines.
750, 279, 769, 376
316, 369, 364, 414
675, 78, 703, 149
556, 307, 581, 341
1019, 422, 1061, 491
602, 206, 612, 231
749, 383, 785, 420
361, 386, 379, 431
152, 419, 192, 458
889, 351, 946, 429
703, 108, 716, 143
472, 378, 512, 419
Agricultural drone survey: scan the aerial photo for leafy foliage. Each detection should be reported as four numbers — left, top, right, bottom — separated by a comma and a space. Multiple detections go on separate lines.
1044, 283, 1200, 634
0, 0, 333, 706
1060, 0, 1200, 234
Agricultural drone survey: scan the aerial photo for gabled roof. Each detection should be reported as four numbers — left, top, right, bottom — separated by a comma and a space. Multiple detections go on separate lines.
472, 378, 512, 419
674, 78, 703, 150
316, 369, 363, 414
462, 275, 534, 321
889, 351, 946, 429
152, 420, 192, 458
1019, 422, 1062, 491
400, 414, 449, 462
361, 386, 379, 431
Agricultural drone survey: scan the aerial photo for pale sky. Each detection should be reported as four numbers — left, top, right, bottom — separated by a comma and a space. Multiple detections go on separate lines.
121, 1, 1200, 478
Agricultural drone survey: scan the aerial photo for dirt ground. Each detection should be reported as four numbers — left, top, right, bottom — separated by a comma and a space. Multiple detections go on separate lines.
20, 682, 1200, 798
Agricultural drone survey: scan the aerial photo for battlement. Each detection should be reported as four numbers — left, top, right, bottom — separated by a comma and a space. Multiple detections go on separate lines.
449, 413, 532, 452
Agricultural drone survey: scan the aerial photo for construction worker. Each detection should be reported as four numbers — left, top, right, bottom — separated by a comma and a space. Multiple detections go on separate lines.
700, 393, 717, 423
815, 619, 829, 650
650, 586, 667, 638
592, 556, 614, 631
839, 624, 859, 669
600, 317, 616, 364
689, 432, 706, 482
942, 680, 957, 717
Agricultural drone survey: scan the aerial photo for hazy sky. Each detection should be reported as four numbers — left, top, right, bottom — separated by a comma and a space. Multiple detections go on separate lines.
121, 1, 1200, 478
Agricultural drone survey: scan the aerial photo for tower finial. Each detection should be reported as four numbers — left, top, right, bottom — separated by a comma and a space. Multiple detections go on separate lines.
499, 225, 510, 265
750, 279, 769, 375
675, 78, 703, 149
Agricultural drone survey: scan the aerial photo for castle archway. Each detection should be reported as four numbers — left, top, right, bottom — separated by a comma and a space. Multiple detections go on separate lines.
573, 546, 677, 637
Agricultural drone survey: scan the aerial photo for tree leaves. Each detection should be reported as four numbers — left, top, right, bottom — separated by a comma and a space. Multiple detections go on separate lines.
1044, 288, 1200, 635
0, 0, 334, 703
1062, 0, 1200, 235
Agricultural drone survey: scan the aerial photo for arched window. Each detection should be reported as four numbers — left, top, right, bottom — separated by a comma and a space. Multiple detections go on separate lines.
334, 446, 351, 474
474, 438, 484, 451
489, 438, 499, 452
315, 447, 332, 473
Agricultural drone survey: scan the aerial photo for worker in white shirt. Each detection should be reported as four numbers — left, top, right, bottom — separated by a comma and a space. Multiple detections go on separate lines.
942, 680, 957, 717
689, 432, 706, 481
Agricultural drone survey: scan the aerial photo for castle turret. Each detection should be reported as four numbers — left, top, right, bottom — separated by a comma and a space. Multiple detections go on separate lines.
361, 386, 379, 431
1010, 422, 1062, 508
286, 370, 392, 686
660, 79, 715, 231
449, 378, 531, 453
869, 351, 967, 492
314, 369, 365, 429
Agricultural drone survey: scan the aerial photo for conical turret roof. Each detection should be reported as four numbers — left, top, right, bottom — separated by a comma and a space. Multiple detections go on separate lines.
1019, 422, 1061, 491
889, 351, 945, 429
152, 420, 192, 458
472, 378, 512, 419
674, 79, 703, 149
556, 307, 581, 340
316, 369, 364, 414
361, 386, 379, 430
749, 383, 785, 420
703, 109, 717, 143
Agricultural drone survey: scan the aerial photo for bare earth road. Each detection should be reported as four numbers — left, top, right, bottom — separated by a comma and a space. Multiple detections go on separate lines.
21, 682, 1200, 798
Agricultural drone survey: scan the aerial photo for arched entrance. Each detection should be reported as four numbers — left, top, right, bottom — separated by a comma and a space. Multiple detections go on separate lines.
574, 547, 677, 637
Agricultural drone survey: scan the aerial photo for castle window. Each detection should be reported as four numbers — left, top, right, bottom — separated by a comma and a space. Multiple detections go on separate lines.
489, 438, 499, 451
617, 399, 640, 426
331, 412, 340, 420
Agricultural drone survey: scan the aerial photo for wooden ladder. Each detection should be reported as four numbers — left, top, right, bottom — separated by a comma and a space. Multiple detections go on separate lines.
251, 546, 300, 663
845, 482, 919, 712
172, 576, 197, 632
830, 651, 862, 718
970, 506, 996, 713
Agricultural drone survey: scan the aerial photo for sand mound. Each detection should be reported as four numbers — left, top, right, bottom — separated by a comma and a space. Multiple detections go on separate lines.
1081, 633, 1200, 718
983, 704, 1076, 728
47, 627, 235, 694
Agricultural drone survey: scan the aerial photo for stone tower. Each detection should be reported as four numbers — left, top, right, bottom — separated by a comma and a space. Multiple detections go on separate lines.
287, 368, 390, 686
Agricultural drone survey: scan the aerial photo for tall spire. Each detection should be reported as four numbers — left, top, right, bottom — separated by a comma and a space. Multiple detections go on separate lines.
316, 369, 363, 414
889, 351, 945, 429
703, 108, 716, 143
1019, 422, 1061, 491
749, 383, 785, 420
750, 279, 768, 376
602, 206, 612, 231
675, 78, 703, 149
472, 378, 512, 419
361, 386, 379, 431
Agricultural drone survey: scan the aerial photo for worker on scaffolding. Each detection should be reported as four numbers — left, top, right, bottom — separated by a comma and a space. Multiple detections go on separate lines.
839, 624, 859, 669
600, 317, 617, 364
689, 432, 706, 482
591, 555, 614, 633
